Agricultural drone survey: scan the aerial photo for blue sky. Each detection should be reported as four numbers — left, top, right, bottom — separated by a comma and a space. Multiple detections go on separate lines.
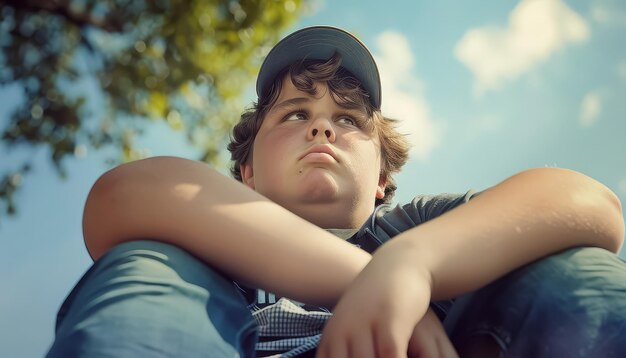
2, 0, 626, 356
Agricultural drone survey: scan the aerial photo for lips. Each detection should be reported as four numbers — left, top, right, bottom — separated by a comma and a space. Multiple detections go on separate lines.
299, 144, 339, 163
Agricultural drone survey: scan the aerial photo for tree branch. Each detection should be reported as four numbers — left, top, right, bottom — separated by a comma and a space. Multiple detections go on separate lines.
3, 0, 124, 32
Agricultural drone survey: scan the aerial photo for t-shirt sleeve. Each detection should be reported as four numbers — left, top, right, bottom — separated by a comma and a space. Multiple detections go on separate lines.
357, 190, 480, 321
370, 190, 479, 243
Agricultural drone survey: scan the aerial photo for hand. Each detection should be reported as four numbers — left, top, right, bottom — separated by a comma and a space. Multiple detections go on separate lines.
407, 308, 458, 358
316, 239, 433, 358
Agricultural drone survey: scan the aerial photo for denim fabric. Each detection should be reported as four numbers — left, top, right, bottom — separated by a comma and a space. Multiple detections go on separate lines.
47, 241, 626, 357
46, 240, 257, 357
444, 247, 626, 357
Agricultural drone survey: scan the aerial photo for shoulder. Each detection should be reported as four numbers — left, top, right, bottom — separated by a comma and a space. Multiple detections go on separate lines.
351, 191, 480, 251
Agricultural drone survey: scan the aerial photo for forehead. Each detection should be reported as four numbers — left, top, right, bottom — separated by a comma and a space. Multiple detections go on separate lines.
276, 74, 307, 99
273, 73, 370, 112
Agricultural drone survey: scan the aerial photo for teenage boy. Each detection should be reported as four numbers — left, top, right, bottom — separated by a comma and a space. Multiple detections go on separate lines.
48, 26, 626, 357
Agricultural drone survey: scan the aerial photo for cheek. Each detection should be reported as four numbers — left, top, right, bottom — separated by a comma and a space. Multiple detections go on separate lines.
259, 129, 297, 159
345, 139, 382, 177
347, 134, 382, 163
253, 129, 297, 180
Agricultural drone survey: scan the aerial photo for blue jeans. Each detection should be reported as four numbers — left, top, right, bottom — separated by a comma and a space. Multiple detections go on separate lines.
46, 240, 257, 357
47, 241, 626, 357
443, 247, 626, 357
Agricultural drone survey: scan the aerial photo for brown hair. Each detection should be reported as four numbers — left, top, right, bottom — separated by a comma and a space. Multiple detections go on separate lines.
228, 53, 410, 206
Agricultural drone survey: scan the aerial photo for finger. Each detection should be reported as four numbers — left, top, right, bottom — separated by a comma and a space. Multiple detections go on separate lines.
436, 335, 459, 358
408, 307, 453, 358
328, 339, 349, 358
347, 328, 376, 358
407, 325, 438, 358
373, 322, 407, 358
317, 333, 349, 358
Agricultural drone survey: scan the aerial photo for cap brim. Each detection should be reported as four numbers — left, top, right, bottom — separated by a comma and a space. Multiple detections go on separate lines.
256, 26, 381, 109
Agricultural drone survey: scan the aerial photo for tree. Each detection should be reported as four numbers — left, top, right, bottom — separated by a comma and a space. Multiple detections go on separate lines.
0, 0, 305, 221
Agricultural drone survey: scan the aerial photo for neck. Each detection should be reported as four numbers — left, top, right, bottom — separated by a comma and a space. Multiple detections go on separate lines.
286, 201, 373, 229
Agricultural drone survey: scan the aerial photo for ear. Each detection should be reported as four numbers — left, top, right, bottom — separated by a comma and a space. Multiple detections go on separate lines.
376, 174, 387, 200
240, 163, 255, 190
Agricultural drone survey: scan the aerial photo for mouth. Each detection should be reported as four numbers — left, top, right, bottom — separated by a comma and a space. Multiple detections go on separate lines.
299, 145, 339, 163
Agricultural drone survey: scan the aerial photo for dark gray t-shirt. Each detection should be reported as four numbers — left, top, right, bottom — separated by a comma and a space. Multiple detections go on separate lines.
239, 191, 478, 357
348, 191, 478, 252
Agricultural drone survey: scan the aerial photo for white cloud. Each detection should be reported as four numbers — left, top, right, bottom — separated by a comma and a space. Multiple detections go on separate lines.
580, 92, 602, 127
466, 115, 503, 139
302, 0, 325, 15
374, 31, 442, 160
619, 178, 626, 196
591, 2, 626, 26
455, 0, 590, 95
618, 60, 626, 80
591, 5, 611, 23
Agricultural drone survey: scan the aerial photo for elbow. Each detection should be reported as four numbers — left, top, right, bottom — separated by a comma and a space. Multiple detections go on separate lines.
83, 160, 134, 260
82, 156, 195, 260
512, 168, 624, 253
601, 184, 624, 253
572, 170, 624, 253
535, 167, 624, 253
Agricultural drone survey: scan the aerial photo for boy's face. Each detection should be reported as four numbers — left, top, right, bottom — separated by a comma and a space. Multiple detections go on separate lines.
240, 75, 386, 228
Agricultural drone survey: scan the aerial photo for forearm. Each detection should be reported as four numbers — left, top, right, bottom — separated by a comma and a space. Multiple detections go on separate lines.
387, 168, 624, 300
83, 156, 370, 307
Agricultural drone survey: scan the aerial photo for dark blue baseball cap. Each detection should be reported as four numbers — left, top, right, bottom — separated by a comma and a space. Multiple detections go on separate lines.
256, 26, 382, 109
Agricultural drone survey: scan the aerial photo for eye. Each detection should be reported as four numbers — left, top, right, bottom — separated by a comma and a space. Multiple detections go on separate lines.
284, 111, 307, 122
337, 116, 358, 127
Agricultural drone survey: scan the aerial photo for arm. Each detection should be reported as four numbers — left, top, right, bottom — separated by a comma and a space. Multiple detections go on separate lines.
83, 156, 370, 307
393, 167, 624, 300
318, 167, 624, 357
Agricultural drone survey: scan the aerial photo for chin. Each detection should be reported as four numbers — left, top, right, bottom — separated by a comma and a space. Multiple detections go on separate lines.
299, 189, 340, 204
299, 180, 341, 203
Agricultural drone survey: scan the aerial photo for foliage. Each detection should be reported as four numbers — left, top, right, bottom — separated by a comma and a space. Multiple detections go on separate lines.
0, 0, 304, 220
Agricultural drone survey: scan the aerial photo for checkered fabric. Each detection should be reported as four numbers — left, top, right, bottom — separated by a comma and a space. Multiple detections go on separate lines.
252, 298, 331, 357
238, 192, 476, 357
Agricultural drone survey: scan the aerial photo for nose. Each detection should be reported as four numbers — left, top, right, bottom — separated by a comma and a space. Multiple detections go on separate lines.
307, 117, 336, 142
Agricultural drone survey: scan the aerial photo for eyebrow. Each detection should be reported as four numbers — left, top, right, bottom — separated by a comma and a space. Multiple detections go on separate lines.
269, 96, 368, 118
269, 97, 310, 115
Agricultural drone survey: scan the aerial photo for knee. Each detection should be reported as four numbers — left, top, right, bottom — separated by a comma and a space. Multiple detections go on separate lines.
452, 247, 626, 332
49, 240, 256, 356
486, 246, 626, 340
521, 247, 626, 294
448, 248, 626, 356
